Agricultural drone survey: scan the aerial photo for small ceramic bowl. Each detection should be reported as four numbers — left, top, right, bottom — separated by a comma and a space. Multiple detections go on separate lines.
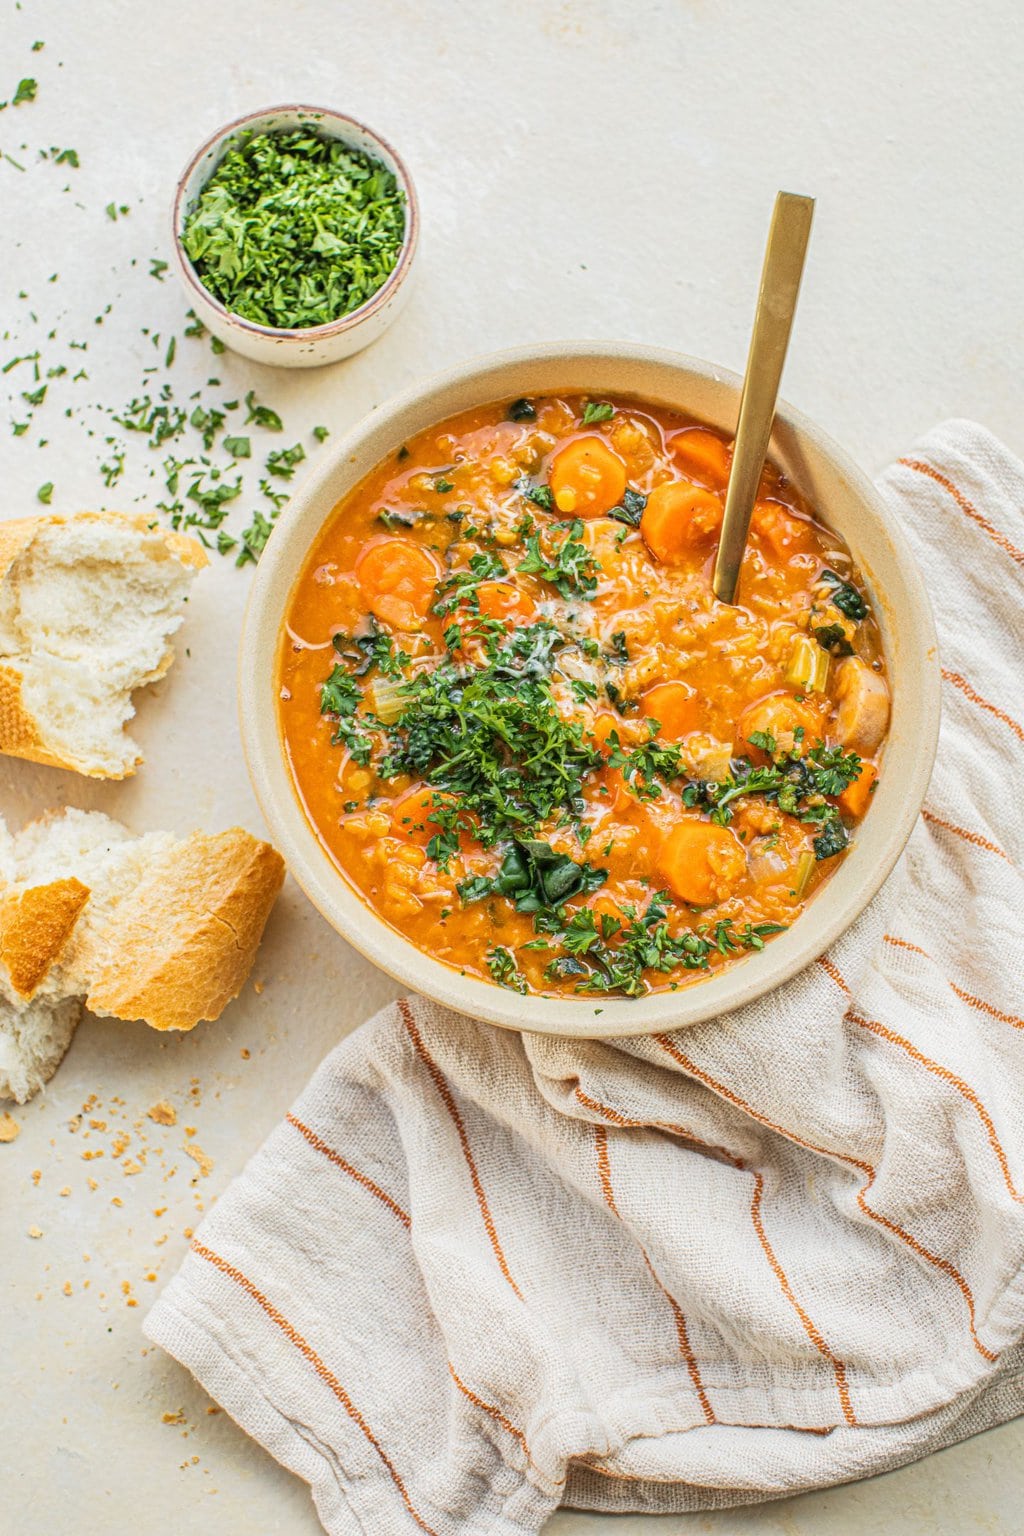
239, 342, 941, 1039
171, 104, 419, 368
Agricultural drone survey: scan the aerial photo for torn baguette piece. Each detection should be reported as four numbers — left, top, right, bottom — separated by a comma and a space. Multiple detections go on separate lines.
0, 511, 207, 778
0, 809, 285, 1102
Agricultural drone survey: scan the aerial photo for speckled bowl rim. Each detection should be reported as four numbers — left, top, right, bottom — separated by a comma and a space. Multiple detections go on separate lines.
239, 341, 941, 1039
172, 103, 420, 341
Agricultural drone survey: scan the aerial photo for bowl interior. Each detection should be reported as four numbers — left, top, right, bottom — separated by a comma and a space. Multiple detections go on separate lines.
239, 342, 940, 1039
173, 104, 419, 340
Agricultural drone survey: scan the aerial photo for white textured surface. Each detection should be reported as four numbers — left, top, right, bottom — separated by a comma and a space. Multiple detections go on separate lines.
1, 1, 1022, 1532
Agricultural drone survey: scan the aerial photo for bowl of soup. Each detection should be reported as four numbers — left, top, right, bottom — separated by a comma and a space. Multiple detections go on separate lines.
239, 342, 940, 1038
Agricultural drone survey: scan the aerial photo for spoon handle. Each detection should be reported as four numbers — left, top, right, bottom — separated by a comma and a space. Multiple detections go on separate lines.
712, 191, 814, 604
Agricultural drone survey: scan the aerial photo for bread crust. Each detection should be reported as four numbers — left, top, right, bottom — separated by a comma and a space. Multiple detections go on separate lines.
80, 830, 286, 1031
0, 511, 207, 778
0, 877, 90, 998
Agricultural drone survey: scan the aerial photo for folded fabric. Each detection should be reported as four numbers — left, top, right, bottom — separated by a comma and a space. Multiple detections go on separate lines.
146, 420, 1024, 1535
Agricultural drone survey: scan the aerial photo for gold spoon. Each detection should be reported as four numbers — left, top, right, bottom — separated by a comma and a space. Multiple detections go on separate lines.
712, 191, 815, 604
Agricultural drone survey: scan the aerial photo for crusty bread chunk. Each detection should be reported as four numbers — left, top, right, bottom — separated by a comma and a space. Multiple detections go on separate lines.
0, 511, 207, 778
0, 809, 285, 1102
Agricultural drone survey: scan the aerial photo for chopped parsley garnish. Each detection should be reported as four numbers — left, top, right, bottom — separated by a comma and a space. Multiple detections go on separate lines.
378, 629, 604, 843
536, 892, 786, 996
181, 129, 406, 330
514, 478, 555, 512
581, 401, 614, 425
36, 481, 53, 504
487, 946, 527, 993
517, 519, 599, 599
13, 78, 37, 106
433, 551, 508, 617
683, 738, 862, 860
319, 665, 374, 764
332, 621, 409, 680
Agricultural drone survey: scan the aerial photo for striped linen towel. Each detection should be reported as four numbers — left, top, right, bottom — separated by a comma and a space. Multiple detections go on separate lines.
146, 420, 1024, 1534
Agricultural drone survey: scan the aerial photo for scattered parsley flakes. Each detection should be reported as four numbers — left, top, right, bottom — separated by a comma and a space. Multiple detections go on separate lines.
223, 435, 251, 459
13, 78, 37, 106
36, 481, 53, 504
245, 389, 282, 431
265, 442, 306, 479
312, 424, 329, 442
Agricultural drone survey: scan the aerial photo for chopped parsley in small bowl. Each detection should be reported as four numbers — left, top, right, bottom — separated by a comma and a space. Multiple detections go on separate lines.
172, 105, 419, 368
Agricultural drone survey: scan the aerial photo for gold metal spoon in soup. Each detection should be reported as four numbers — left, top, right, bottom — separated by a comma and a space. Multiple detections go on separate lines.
712, 191, 815, 605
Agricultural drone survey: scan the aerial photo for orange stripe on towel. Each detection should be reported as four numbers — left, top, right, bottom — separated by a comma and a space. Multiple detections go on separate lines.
883, 935, 1024, 1030
898, 459, 1024, 567
941, 668, 1024, 746
655, 1029, 997, 1363
189, 1239, 440, 1535
590, 1120, 716, 1424
398, 998, 523, 1301
847, 1008, 1024, 1208
285, 1113, 411, 1227
921, 809, 1011, 863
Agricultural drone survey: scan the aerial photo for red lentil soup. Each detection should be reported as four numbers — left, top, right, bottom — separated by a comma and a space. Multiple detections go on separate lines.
278, 394, 889, 999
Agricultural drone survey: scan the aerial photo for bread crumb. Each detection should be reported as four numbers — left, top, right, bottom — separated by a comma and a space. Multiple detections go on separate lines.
111, 1196, 123, 1208
81, 1149, 104, 1160
205, 1406, 220, 1415
185, 1125, 197, 1137
59, 1186, 71, 1197
145, 1271, 157, 1282
111, 1132, 131, 1158
253, 980, 264, 995
183, 1226, 193, 1239
184, 1144, 213, 1178
240, 1048, 250, 1060
62, 1280, 72, 1296
122, 1160, 142, 1176
31, 1168, 41, 1184
153, 1206, 167, 1217
87, 1177, 98, 1190
162, 1410, 186, 1424
28, 1225, 43, 1239
148, 1100, 177, 1126
0, 1112, 20, 1142
89, 1118, 107, 1131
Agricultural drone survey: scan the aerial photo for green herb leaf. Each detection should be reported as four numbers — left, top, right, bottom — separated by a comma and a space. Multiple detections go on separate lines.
36, 481, 53, 504
581, 401, 613, 425
224, 435, 251, 459
13, 78, 37, 106
244, 389, 283, 431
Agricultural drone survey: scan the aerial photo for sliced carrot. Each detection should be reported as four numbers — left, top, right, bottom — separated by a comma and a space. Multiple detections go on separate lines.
751, 500, 814, 559
735, 691, 821, 759
640, 681, 702, 740
657, 821, 747, 907
668, 428, 731, 489
640, 480, 724, 564
548, 436, 627, 518
838, 759, 877, 820
355, 538, 440, 629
